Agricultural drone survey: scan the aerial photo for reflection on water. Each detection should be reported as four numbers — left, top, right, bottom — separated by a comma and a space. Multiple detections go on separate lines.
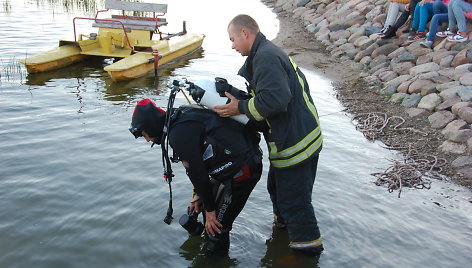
24, 48, 205, 103
24, 59, 99, 85
101, 49, 205, 102
260, 227, 320, 268
179, 236, 239, 268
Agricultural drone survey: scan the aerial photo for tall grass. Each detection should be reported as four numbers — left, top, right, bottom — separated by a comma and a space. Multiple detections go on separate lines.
2, 0, 11, 12
3, 0, 152, 14
21, 0, 148, 16
32, 0, 106, 14
0, 57, 26, 85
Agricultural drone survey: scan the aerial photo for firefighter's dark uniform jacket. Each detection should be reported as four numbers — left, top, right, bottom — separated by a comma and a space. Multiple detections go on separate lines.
237, 32, 323, 168
168, 107, 261, 212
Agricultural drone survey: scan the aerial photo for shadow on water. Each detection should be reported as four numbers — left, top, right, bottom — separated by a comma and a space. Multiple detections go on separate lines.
260, 227, 320, 268
177, 227, 321, 268
24, 48, 205, 103
179, 236, 239, 268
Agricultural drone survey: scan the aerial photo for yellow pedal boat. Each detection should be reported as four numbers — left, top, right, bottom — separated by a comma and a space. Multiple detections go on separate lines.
19, 0, 205, 81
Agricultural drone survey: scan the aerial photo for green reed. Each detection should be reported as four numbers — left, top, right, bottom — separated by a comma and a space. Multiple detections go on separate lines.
3, 0, 11, 12
35, 0, 105, 14
24, 0, 147, 17
0, 57, 26, 84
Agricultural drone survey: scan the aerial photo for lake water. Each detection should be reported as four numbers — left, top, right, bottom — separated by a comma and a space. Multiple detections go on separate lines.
1, 0, 471, 267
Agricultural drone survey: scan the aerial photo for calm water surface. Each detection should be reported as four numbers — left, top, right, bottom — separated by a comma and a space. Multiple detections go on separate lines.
1, 1, 471, 267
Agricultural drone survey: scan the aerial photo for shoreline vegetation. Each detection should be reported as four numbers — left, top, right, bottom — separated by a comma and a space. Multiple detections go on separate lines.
2, 0, 105, 14
263, 0, 472, 193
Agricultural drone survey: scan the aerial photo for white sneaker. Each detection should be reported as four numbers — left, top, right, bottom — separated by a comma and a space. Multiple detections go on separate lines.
420, 40, 433, 48
447, 34, 468, 42
436, 29, 455, 38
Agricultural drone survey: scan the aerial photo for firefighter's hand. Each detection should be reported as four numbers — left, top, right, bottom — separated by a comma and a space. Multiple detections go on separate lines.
204, 210, 222, 236
214, 92, 241, 117
189, 196, 201, 214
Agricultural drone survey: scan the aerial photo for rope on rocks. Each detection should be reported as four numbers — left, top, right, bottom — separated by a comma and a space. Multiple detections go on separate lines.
351, 112, 446, 197
371, 145, 447, 198
352, 112, 428, 141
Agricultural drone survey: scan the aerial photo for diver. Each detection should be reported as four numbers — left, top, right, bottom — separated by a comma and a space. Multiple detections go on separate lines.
129, 80, 263, 255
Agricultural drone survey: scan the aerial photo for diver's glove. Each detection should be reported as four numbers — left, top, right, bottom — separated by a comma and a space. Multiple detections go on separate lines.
215, 77, 251, 100
215, 77, 232, 97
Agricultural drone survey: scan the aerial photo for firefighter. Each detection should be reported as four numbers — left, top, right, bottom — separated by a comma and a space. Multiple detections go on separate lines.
214, 14, 324, 255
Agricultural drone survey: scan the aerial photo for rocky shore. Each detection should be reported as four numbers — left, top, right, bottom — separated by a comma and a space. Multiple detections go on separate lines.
264, 0, 472, 189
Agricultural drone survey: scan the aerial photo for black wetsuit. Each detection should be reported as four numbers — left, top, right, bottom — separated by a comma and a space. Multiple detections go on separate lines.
168, 107, 262, 253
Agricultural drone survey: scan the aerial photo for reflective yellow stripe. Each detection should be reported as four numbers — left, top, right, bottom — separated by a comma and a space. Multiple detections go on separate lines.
271, 133, 322, 168
267, 120, 272, 134
289, 237, 323, 248
289, 57, 321, 121
268, 58, 323, 167
248, 97, 264, 121
269, 126, 321, 159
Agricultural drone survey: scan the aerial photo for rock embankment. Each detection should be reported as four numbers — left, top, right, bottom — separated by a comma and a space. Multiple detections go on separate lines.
267, 0, 472, 184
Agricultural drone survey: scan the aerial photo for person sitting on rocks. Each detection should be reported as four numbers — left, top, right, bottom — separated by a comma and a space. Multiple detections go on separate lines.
382, 0, 421, 39
378, 0, 409, 36
419, 0, 451, 47
406, 0, 450, 42
436, 0, 472, 42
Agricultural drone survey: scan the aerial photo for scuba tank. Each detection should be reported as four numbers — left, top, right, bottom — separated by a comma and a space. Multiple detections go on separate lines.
159, 77, 254, 225
187, 78, 250, 125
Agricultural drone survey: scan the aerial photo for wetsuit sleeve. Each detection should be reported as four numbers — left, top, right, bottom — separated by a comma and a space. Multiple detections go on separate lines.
238, 53, 292, 121
168, 122, 216, 212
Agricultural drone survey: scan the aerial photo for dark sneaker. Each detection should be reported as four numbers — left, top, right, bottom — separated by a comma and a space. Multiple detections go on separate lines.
381, 26, 397, 39
412, 31, 426, 41
407, 30, 417, 40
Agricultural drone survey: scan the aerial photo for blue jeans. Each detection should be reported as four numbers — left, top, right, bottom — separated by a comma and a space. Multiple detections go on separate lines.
412, 2, 434, 32
426, 0, 449, 42
434, 0, 448, 14
448, 0, 472, 32
427, 13, 449, 41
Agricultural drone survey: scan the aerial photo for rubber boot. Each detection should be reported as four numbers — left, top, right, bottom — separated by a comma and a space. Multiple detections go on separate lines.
206, 229, 230, 255
292, 244, 324, 256
273, 214, 287, 229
